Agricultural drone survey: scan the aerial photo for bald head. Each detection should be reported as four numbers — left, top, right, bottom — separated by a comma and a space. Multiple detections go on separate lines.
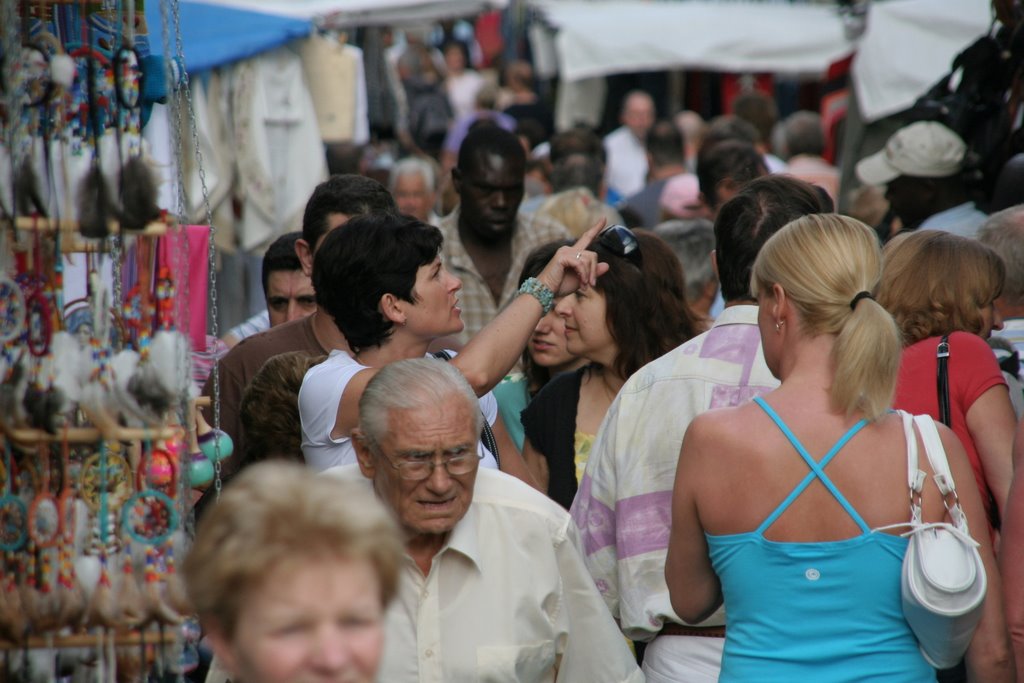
621, 91, 655, 140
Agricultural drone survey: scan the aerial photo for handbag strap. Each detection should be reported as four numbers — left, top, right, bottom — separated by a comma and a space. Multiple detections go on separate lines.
913, 414, 971, 533
936, 335, 951, 427
899, 411, 926, 523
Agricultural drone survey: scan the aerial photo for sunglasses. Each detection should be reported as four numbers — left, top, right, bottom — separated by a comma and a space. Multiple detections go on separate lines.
596, 224, 642, 267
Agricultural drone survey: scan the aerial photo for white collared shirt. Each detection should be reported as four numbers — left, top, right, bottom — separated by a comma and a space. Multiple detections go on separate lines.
603, 126, 648, 199
325, 466, 643, 683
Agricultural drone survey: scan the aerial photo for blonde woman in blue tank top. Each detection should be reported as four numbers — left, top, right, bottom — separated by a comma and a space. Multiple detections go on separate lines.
665, 214, 1013, 682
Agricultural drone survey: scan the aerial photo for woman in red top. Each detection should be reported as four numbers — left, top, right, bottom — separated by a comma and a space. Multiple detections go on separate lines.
879, 230, 1015, 533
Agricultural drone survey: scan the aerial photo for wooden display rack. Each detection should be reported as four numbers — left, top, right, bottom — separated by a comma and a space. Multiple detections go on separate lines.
10, 217, 172, 253
0, 406, 179, 446
0, 628, 179, 650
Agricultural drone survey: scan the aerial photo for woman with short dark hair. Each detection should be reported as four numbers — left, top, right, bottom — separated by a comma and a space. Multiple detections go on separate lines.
298, 213, 606, 488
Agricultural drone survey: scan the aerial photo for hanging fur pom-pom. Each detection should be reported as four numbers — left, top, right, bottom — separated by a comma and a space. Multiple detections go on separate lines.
15, 155, 47, 217
51, 331, 86, 406
25, 586, 62, 634
116, 553, 147, 627
128, 331, 192, 419
0, 357, 30, 427
118, 156, 161, 232
77, 165, 115, 239
22, 383, 66, 434
57, 579, 87, 630
0, 579, 28, 642
144, 581, 182, 626
84, 578, 120, 629
163, 571, 191, 616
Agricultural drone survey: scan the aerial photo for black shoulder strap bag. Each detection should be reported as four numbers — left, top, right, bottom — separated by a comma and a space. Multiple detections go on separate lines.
934, 338, 968, 683
936, 334, 999, 530
432, 351, 500, 466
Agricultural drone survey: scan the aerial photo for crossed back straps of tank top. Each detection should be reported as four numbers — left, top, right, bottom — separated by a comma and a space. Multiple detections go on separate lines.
751, 396, 871, 537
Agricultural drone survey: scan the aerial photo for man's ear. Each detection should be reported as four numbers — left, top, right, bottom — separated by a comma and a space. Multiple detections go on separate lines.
296, 238, 314, 278
352, 429, 377, 479
710, 249, 718, 281
451, 167, 463, 195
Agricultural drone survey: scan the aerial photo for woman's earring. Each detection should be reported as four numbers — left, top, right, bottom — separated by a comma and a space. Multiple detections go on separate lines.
775, 320, 784, 332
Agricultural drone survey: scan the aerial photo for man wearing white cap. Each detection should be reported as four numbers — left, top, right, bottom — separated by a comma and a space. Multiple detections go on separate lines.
855, 121, 987, 238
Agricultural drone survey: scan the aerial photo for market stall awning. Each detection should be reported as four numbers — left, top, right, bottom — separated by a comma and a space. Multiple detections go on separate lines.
187, 0, 508, 27
145, 0, 508, 73
145, 2, 311, 73
532, 0, 856, 81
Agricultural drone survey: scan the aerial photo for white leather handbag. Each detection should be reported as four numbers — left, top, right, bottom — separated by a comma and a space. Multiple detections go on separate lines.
894, 411, 987, 669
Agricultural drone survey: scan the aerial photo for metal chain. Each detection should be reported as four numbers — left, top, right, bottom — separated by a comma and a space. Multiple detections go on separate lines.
168, 0, 222, 500
108, 235, 123, 349
2, 0, 27, 234
160, 0, 193, 464
0, 0, 19, 250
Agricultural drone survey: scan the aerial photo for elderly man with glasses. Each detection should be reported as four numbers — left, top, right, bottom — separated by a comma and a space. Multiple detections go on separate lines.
326, 357, 642, 683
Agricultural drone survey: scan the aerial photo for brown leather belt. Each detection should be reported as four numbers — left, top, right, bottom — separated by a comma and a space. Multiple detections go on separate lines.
658, 623, 726, 638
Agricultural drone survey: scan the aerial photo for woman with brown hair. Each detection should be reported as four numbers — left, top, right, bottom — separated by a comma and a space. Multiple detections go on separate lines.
521, 227, 700, 508
878, 230, 1016, 533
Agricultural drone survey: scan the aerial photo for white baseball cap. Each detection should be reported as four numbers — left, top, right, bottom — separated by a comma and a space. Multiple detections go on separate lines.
855, 121, 968, 185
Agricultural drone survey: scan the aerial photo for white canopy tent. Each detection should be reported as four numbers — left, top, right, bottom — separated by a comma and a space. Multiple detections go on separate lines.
532, 0, 856, 81
531, 0, 991, 123
851, 0, 990, 122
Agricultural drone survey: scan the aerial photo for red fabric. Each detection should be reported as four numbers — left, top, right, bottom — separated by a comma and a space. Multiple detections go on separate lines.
474, 11, 503, 68
722, 74, 774, 114
820, 55, 852, 164
158, 225, 209, 352
893, 331, 1006, 524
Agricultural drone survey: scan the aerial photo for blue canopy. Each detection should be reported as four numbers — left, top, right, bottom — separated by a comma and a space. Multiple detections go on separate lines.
145, 1, 311, 73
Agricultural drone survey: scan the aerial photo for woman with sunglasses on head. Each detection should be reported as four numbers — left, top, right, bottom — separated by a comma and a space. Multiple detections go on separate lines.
521, 226, 700, 508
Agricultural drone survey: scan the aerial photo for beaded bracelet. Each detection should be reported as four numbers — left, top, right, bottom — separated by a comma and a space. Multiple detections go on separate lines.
517, 277, 555, 315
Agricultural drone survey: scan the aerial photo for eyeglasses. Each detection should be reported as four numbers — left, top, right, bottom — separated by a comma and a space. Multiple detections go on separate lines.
596, 224, 642, 267
372, 444, 482, 481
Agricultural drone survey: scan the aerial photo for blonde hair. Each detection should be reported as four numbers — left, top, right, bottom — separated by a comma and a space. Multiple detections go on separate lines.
751, 214, 901, 420
183, 461, 403, 637
879, 230, 1005, 343
535, 188, 623, 238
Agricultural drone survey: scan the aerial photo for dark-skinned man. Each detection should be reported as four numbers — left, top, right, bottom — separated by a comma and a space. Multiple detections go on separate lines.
439, 125, 570, 344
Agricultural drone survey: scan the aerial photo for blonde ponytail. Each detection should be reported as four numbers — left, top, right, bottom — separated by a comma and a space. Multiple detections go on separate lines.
751, 214, 902, 420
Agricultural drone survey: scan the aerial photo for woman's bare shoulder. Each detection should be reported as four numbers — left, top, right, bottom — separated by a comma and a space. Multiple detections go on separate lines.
685, 401, 768, 452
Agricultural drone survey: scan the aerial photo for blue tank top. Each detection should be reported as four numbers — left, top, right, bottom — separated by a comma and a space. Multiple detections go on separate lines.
705, 398, 933, 682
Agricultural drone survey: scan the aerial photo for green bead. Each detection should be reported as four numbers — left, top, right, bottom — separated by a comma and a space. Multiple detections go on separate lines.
188, 453, 215, 487
198, 429, 234, 462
